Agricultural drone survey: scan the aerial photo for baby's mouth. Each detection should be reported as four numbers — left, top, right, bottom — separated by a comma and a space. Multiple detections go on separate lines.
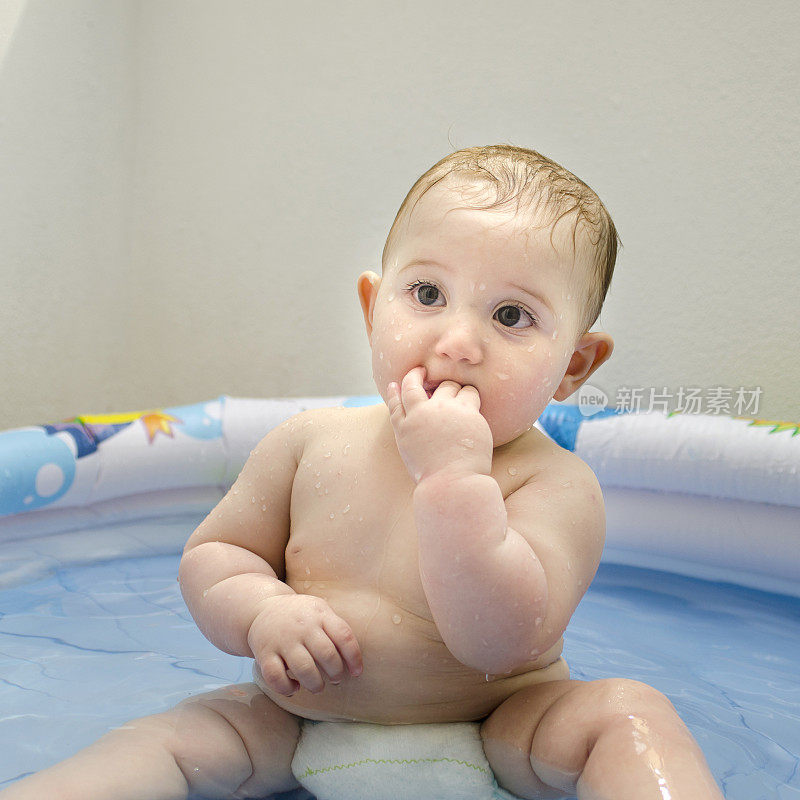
423, 381, 440, 399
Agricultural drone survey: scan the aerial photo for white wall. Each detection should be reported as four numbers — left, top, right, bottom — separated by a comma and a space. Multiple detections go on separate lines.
1, 0, 797, 429
0, 0, 136, 429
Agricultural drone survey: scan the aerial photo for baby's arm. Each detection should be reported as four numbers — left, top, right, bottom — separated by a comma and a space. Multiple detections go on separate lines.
179, 413, 361, 695
415, 450, 604, 674
388, 368, 604, 675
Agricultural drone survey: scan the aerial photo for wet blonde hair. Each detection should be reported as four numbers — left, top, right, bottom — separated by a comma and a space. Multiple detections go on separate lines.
381, 144, 620, 332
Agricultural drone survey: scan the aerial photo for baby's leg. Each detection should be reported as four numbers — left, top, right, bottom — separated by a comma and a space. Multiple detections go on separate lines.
1, 682, 303, 800
480, 678, 724, 800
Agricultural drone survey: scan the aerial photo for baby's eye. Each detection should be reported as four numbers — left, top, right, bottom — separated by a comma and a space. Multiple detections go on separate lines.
495, 304, 537, 329
406, 281, 445, 307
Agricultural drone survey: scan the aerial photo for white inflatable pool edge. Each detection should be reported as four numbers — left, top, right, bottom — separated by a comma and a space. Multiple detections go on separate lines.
0, 396, 798, 598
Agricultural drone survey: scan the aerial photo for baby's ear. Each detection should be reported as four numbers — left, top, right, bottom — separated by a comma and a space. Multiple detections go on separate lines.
553, 332, 614, 401
357, 271, 381, 339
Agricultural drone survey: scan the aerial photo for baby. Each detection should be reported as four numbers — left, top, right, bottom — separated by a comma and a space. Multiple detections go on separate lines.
2, 146, 724, 800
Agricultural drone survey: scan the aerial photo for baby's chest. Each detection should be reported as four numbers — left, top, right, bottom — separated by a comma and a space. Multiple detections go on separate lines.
286, 440, 422, 594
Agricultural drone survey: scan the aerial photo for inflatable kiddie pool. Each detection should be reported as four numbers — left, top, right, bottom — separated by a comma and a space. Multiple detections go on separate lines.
0, 396, 798, 798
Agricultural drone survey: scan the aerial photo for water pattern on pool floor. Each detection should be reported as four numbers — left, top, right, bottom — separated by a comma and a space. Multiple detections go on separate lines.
1, 546, 798, 798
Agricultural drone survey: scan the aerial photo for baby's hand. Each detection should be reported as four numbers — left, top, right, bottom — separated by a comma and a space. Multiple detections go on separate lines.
248, 594, 362, 696
387, 366, 493, 483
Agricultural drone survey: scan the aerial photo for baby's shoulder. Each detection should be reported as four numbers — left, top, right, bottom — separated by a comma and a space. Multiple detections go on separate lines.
507, 426, 602, 500
278, 403, 384, 447
501, 430, 606, 560
290, 402, 380, 428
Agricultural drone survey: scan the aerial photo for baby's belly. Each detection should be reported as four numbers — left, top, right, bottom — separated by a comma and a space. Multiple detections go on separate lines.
257, 582, 568, 724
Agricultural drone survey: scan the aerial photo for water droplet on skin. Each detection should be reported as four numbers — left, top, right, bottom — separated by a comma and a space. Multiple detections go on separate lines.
507, 466, 519, 476
392, 614, 402, 625
526, 344, 536, 352
358, 516, 364, 522
379, 352, 384, 360
388, 293, 396, 302
305, 566, 311, 575
251, 497, 255, 503
237, 508, 243, 513
459, 438, 475, 449
342, 504, 351, 514
479, 283, 486, 291
262, 505, 267, 511
329, 512, 335, 519
551, 331, 558, 340
496, 372, 510, 381
394, 333, 403, 341
202, 589, 208, 597
534, 617, 543, 626
324, 452, 332, 458
343, 444, 350, 455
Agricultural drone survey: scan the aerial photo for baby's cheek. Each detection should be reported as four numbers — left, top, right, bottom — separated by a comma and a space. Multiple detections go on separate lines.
515, 367, 559, 414
370, 315, 410, 396
371, 350, 393, 399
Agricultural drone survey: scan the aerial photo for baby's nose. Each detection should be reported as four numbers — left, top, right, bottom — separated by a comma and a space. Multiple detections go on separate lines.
433, 316, 484, 364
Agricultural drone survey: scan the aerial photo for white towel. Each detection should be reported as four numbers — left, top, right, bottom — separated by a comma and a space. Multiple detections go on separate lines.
290, 719, 520, 800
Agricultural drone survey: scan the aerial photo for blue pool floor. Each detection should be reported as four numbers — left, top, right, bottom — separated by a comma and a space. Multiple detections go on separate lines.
0, 516, 799, 799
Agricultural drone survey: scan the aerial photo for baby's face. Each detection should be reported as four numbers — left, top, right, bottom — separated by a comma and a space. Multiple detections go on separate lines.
362, 179, 594, 447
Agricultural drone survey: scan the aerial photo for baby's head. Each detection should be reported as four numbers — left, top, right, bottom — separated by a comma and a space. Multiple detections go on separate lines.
359, 144, 620, 445
384, 145, 618, 336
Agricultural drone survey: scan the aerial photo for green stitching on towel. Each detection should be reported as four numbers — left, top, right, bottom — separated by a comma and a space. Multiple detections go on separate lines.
297, 756, 492, 778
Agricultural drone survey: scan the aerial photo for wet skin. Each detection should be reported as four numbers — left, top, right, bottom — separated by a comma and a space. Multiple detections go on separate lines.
253, 402, 577, 723
182, 178, 612, 723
